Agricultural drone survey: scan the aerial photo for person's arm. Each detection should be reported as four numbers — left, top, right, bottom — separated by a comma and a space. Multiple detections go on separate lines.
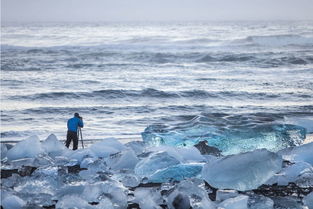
78, 118, 84, 128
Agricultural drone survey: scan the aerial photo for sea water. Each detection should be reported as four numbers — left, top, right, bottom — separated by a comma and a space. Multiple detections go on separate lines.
1, 21, 313, 144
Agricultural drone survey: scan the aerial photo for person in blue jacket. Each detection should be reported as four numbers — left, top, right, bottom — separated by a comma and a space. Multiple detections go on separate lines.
66, 113, 84, 150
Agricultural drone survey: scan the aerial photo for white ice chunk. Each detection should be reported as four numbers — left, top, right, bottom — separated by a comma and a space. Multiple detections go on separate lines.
266, 161, 313, 186
7, 135, 43, 161
167, 180, 215, 209
134, 188, 163, 209
56, 195, 93, 209
303, 192, 313, 209
216, 189, 238, 202
41, 134, 66, 157
81, 181, 127, 208
107, 149, 139, 170
148, 146, 205, 163
278, 142, 313, 165
202, 149, 282, 191
1, 143, 8, 159
89, 138, 126, 158
135, 151, 180, 177
2, 195, 26, 209
218, 195, 249, 209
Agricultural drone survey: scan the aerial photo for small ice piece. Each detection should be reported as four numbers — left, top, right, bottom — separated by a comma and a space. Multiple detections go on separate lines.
216, 189, 238, 202
218, 195, 249, 209
89, 138, 126, 158
135, 151, 180, 177
278, 142, 313, 165
41, 134, 66, 157
112, 173, 141, 187
6, 135, 43, 161
55, 195, 93, 209
303, 192, 313, 209
266, 161, 313, 186
202, 149, 282, 191
2, 195, 26, 209
248, 195, 274, 209
134, 188, 163, 209
148, 163, 203, 183
106, 149, 139, 170
167, 180, 215, 209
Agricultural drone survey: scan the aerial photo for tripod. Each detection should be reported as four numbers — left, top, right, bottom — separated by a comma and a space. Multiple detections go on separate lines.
78, 127, 85, 149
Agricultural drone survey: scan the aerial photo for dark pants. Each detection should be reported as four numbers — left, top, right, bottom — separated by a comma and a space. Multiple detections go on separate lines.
66, 130, 78, 150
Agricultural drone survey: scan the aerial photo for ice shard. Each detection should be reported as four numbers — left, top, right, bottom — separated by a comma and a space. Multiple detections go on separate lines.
6, 135, 43, 161
202, 149, 283, 191
142, 123, 306, 155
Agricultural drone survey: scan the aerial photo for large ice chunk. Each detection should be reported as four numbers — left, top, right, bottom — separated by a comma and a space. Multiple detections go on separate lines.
106, 149, 139, 170
142, 124, 306, 155
149, 163, 203, 183
6, 135, 43, 161
218, 195, 249, 209
266, 161, 313, 186
167, 179, 215, 209
134, 188, 163, 209
202, 149, 283, 191
135, 151, 180, 177
89, 138, 126, 158
278, 142, 313, 165
41, 134, 66, 157
2, 195, 26, 209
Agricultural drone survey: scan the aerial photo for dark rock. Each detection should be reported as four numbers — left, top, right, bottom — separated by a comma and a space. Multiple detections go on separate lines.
172, 193, 191, 209
18, 166, 37, 177
1, 166, 37, 178
1, 168, 18, 178
194, 140, 221, 156
127, 203, 140, 209
253, 183, 313, 198
67, 165, 87, 174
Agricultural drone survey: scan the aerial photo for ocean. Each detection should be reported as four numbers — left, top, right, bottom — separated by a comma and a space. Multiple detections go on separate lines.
1, 21, 313, 144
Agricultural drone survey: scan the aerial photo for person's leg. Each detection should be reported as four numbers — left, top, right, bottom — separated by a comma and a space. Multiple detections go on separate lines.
73, 132, 79, 150
65, 131, 72, 148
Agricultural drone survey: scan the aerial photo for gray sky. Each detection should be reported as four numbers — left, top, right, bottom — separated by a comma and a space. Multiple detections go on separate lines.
2, 0, 313, 22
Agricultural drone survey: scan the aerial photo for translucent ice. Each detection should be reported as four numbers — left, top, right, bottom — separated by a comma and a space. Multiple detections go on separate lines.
248, 195, 274, 209
135, 151, 180, 177
2, 195, 26, 209
303, 192, 313, 209
1, 143, 8, 159
89, 138, 126, 158
142, 124, 306, 155
266, 161, 313, 186
134, 188, 163, 209
7, 135, 43, 161
218, 195, 249, 209
167, 179, 215, 209
41, 134, 66, 157
56, 195, 93, 209
278, 142, 313, 165
149, 163, 203, 183
202, 149, 283, 191
106, 149, 139, 170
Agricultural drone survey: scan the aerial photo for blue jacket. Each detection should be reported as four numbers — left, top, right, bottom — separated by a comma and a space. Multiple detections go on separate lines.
67, 117, 84, 132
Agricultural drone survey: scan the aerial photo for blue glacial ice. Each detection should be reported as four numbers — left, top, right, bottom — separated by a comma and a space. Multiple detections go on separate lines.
142, 123, 306, 155
202, 149, 283, 191
134, 146, 204, 183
